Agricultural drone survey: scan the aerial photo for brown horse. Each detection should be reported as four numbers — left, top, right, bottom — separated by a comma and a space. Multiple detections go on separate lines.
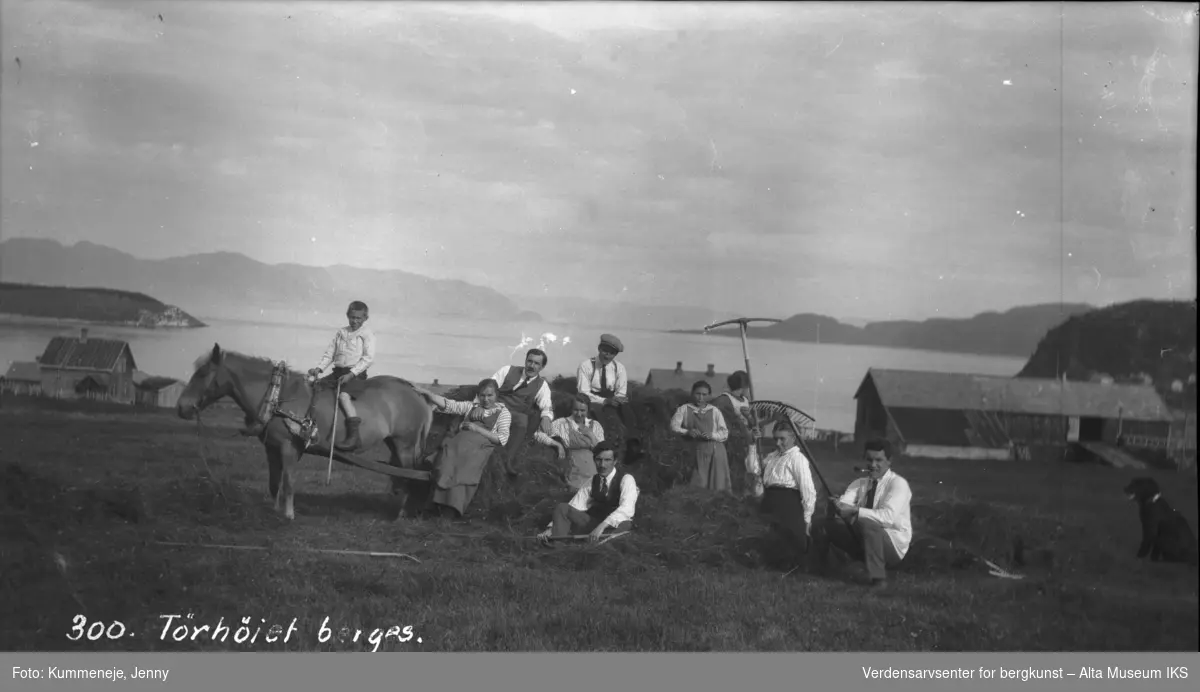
176, 343, 433, 520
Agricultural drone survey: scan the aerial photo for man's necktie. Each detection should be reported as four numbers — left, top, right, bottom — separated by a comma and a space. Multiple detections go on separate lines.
864, 480, 878, 509
599, 362, 608, 392
599, 476, 609, 498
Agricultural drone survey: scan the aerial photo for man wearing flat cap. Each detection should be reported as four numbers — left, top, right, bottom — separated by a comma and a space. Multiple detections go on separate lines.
576, 333, 637, 439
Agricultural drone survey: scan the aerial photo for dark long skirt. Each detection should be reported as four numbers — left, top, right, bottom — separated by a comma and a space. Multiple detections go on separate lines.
430, 429, 497, 517
761, 486, 809, 553
690, 440, 731, 492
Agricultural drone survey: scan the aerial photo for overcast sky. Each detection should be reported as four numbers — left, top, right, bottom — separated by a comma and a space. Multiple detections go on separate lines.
1, 1, 1196, 321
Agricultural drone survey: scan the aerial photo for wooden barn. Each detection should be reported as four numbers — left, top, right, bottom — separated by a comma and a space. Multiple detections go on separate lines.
37, 328, 138, 404
853, 368, 1174, 464
645, 362, 733, 393
134, 376, 185, 409
1167, 409, 1197, 471
2, 361, 43, 396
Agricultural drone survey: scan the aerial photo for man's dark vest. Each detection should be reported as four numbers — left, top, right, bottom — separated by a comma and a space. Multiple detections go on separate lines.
496, 367, 545, 415
588, 468, 629, 517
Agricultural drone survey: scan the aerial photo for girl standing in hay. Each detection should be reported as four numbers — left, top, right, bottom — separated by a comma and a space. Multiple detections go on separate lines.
712, 371, 764, 498
412, 379, 511, 518
670, 380, 732, 493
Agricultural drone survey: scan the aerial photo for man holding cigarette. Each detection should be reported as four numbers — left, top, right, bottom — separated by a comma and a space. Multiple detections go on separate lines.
816, 438, 912, 588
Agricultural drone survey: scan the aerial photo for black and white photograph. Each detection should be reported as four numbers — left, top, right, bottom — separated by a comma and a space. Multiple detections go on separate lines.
1, 0, 1197, 660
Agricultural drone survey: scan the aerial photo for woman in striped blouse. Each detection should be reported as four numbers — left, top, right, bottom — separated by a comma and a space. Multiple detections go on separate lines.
413, 378, 511, 518
533, 392, 607, 491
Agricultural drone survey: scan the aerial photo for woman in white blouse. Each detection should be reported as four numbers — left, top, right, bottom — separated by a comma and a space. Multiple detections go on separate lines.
757, 424, 818, 555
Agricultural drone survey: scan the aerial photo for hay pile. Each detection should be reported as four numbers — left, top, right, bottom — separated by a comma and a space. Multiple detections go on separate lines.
417, 379, 1070, 581
904, 498, 1070, 576
435, 378, 717, 517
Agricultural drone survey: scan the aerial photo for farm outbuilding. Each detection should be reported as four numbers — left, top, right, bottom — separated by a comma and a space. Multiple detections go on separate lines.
2, 361, 43, 396
1167, 409, 1197, 471
134, 376, 185, 409
645, 362, 733, 393
37, 328, 138, 404
853, 368, 1174, 464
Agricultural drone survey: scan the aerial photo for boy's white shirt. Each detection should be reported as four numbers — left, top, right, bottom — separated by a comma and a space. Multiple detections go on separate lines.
316, 324, 376, 376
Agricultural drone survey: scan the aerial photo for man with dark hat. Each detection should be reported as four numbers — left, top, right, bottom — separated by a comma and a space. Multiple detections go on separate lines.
576, 333, 637, 438
537, 440, 639, 545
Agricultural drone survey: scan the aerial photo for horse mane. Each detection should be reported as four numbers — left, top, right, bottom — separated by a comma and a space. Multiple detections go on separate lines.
192, 348, 304, 377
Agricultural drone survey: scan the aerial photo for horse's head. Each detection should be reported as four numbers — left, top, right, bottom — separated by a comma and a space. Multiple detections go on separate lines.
177, 343, 237, 419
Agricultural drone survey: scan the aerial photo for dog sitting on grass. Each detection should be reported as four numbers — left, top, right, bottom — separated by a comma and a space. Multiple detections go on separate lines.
1123, 477, 1198, 565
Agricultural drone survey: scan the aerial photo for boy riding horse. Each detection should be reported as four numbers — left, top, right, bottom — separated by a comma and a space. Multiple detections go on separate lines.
307, 301, 376, 452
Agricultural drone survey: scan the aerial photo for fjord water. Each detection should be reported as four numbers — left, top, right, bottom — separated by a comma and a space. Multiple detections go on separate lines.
0, 313, 1028, 433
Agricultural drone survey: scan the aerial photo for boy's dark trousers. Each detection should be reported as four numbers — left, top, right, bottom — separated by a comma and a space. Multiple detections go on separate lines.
310, 366, 367, 451
588, 399, 637, 440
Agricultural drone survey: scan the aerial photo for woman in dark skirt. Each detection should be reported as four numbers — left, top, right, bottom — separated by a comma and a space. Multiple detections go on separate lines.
669, 380, 732, 493
712, 370, 763, 497
412, 378, 511, 517
757, 424, 819, 556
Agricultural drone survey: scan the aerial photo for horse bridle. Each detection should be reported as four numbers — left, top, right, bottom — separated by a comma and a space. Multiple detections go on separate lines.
193, 360, 291, 432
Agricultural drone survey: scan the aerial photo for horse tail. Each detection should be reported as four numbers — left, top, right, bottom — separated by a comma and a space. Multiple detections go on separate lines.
413, 396, 434, 461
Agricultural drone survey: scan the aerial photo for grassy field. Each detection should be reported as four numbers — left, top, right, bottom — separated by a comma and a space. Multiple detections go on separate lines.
1, 392, 1197, 652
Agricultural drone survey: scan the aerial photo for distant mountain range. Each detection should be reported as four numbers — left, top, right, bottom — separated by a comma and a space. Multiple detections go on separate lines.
6, 239, 1166, 367
1018, 299, 1197, 410
0, 282, 206, 328
0, 238, 541, 323
673, 303, 1097, 359
510, 294, 739, 332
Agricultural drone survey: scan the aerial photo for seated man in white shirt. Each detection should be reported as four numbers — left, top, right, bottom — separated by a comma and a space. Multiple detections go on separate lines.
758, 424, 818, 559
537, 440, 639, 546
490, 348, 555, 477
576, 333, 637, 437
817, 438, 913, 588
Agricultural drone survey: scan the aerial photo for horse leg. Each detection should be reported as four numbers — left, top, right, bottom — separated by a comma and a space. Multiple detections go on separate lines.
278, 441, 301, 521
266, 444, 284, 504
384, 436, 419, 521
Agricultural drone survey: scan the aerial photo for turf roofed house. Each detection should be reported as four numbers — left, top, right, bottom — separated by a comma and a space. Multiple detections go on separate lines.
853, 368, 1174, 467
37, 328, 138, 404
645, 362, 733, 392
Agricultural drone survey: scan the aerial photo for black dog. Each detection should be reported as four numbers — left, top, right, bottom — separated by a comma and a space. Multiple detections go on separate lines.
1123, 477, 1198, 565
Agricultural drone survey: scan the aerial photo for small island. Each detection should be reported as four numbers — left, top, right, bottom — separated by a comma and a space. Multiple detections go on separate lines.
0, 282, 207, 329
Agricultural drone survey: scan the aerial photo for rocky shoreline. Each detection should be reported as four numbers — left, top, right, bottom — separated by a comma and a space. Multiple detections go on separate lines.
0, 311, 206, 329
